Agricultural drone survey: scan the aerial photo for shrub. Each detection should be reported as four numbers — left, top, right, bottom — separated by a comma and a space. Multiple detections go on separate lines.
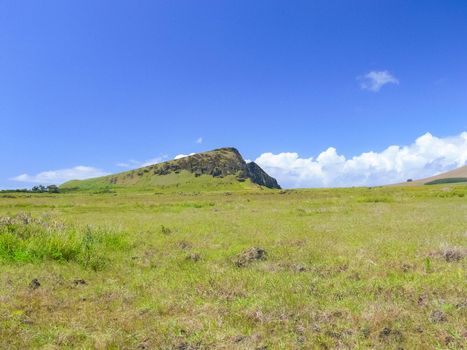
47, 185, 60, 193
160, 225, 172, 235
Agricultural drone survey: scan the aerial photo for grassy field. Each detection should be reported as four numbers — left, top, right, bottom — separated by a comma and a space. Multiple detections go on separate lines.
0, 185, 466, 349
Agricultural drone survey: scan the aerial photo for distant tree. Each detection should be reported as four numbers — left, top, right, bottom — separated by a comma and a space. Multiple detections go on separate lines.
31, 185, 47, 193
406, 179, 413, 182
47, 185, 60, 193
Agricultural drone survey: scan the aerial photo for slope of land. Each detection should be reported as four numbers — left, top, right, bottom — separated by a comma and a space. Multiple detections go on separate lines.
393, 165, 467, 186
0, 185, 466, 349
61, 147, 280, 192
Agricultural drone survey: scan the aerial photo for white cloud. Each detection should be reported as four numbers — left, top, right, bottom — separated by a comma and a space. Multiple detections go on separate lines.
174, 153, 196, 160
359, 70, 399, 92
255, 132, 467, 188
116, 156, 168, 169
141, 157, 167, 167
196, 137, 203, 144
12, 166, 109, 185
116, 159, 139, 168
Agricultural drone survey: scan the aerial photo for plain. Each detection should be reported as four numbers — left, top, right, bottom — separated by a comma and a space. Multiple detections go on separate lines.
0, 185, 466, 349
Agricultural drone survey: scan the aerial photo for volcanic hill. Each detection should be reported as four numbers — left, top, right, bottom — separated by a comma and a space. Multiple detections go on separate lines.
61, 147, 281, 192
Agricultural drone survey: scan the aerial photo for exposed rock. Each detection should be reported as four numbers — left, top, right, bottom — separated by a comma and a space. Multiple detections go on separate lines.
429, 310, 447, 323
378, 327, 403, 342
211, 167, 222, 177
29, 278, 41, 290
235, 247, 267, 267
430, 246, 466, 262
441, 247, 466, 262
246, 161, 281, 189
73, 279, 87, 286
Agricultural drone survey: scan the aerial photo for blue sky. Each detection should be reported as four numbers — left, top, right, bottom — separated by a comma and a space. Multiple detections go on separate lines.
1, 1, 466, 188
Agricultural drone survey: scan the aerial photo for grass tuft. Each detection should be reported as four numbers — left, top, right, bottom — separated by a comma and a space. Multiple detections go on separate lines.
0, 213, 127, 270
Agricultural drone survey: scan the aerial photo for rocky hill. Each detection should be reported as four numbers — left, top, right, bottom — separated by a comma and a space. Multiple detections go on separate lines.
61, 147, 281, 191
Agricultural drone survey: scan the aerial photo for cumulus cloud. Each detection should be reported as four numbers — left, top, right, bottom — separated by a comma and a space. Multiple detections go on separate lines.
116, 156, 168, 169
12, 166, 109, 185
141, 157, 168, 167
116, 160, 139, 168
359, 70, 399, 92
174, 153, 196, 160
196, 137, 203, 144
255, 132, 467, 188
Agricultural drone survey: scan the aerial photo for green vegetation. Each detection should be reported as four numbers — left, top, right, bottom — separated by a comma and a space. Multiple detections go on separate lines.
0, 213, 127, 270
425, 177, 467, 185
0, 184, 60, 194
0, 184, 466, 349
62, 171, 258, 193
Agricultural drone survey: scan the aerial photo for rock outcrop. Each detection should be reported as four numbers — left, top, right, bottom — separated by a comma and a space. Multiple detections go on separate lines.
61, 147, 281, 190
246, 161, 281, 189
148, 147, 281, 189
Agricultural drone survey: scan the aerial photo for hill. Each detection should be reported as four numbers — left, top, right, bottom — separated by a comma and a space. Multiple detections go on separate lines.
394, 165, 467, 186
61, 147, 281, 192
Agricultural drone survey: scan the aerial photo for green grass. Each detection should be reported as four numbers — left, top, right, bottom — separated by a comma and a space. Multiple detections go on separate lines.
61, 171, 259, 193
0, 213, 127, 270
425, 177, 467, 185
0, 184, 466, 349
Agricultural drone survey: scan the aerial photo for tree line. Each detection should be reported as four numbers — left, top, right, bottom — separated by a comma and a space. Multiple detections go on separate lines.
0, 185, 60, 193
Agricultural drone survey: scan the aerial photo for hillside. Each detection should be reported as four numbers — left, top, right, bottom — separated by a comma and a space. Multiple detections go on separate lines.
61, 147, 281, 191
394, 165, 467, 186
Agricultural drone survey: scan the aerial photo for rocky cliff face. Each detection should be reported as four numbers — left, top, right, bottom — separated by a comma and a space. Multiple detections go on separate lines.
246, 161, 281, 189
147, 147, 281, 189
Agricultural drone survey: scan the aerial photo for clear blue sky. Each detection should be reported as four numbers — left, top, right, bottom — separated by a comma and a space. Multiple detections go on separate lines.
1, 1, 466, 188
